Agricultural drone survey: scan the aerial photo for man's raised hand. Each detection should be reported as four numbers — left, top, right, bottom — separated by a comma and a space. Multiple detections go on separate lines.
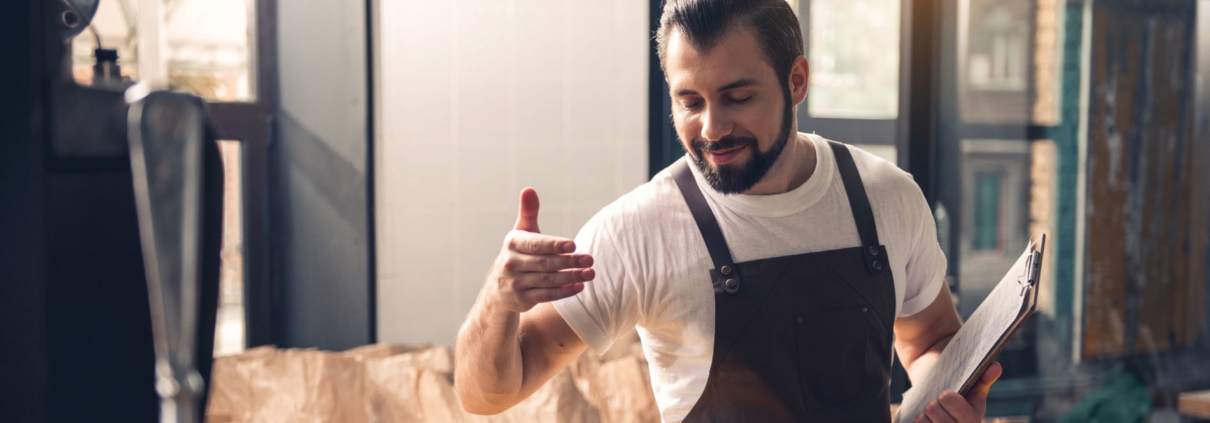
486, 188, 595, 313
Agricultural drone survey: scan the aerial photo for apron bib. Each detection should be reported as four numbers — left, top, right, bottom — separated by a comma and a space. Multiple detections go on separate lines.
675, 141, 896, 422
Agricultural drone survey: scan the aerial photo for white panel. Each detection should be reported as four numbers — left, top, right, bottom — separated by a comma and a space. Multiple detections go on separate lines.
395, 211, 457, 275
375, 0, 650, 345
459, 144, 515, 207
514, 0, 565, 80
392, 71, 455, 145
565, 4, 618, 82
377, 270, 459, 345
457, 76, 511, 145
566, 144, 617, 213
567, 79, 619, 144
515, 141, 570, 208
397, 144, 457, 206
455, 211, 517, 276
513, 78, 565, 144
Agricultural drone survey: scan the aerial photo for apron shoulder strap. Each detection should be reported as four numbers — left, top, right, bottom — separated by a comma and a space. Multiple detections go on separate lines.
827, 141, 887, 276
671, 158, 743, 293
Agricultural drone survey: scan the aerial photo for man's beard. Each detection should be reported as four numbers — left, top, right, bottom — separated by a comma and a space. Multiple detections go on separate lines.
688, 88, 795, 195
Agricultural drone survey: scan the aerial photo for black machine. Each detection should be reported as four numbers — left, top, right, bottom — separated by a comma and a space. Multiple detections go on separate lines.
2, 1, 223, 422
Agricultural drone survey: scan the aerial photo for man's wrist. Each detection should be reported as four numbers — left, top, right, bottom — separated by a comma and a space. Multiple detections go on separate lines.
479, 285, 523, 320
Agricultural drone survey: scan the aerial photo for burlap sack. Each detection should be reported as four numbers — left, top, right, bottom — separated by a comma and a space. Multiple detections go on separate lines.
206, 346, 277, 423
363, 347, 462, 423
206, 346, 370, 423
207, 336, 659, 423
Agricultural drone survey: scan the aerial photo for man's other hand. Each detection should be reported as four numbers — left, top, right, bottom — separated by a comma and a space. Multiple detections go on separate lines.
913, 362, 1003, 423
486, 187, 595, 313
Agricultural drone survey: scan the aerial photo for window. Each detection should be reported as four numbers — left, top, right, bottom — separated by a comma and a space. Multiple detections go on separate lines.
958, 0, 1064, 125
806, 0, 901, 120
794, 0, 906, 167
70, 0, 257, 102
972, 172, 1003, 251
215, 140, 245, 356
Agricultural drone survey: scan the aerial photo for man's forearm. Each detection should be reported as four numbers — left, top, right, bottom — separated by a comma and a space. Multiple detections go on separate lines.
902, 333, 954, 384
454, 290, 524, 414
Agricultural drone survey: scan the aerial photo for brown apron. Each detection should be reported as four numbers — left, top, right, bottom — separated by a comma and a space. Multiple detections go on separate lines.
675, 141, 896, 422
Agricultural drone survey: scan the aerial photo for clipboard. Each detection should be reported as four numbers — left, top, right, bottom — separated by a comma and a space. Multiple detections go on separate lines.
894, 235, 1046, 423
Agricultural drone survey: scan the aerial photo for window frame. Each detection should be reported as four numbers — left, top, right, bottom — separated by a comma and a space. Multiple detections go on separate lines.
206, 0, 276, 349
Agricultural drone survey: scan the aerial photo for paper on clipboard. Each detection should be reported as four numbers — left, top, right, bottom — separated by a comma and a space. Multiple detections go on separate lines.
894, 235, 1046, 423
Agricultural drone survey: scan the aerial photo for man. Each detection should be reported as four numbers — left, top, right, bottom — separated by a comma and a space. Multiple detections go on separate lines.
454, 0, 1001, 421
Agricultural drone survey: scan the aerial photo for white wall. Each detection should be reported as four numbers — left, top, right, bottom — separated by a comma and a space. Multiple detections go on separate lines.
374, 0, 650, 346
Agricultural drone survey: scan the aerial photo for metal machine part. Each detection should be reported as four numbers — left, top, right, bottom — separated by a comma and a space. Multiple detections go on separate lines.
126, 83, 211, 423
2, 2, 220, 422
93, 48, 134, 90
54, 0, 99, 40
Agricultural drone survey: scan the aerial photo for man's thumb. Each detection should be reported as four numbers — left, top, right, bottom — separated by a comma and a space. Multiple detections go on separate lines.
515, 187, 540, 232
967, 362, 1002, 413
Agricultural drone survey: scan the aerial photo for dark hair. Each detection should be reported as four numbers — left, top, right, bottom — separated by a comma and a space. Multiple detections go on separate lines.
655, 0, 804, 87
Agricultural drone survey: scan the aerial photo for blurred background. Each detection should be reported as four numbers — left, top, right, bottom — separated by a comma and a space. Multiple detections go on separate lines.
3, 0, 1209, 421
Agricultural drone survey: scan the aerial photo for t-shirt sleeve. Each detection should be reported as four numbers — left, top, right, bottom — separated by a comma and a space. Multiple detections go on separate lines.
552, 211, 642, 355
898, 185, 948, 317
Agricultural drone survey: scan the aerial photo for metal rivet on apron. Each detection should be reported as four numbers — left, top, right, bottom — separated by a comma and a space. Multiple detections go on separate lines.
868, 246, 878, 256
796, 316, 804, 323
720, 265, 732, 276
872, 260, 883, 270
724, 278, 738, 289
862, 307, 868, 313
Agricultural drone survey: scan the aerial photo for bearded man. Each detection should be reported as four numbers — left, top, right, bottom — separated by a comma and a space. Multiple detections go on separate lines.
454, 1, 1000, 421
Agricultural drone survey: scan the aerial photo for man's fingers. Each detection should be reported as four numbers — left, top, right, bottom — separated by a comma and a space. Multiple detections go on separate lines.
923, 400, 957, 423
965, 362, 1002, 409
514, 187, 541, 232
937, 391, 977, 423
523, 282, 586, 304
971, 362, 1003, 394
963, 360, 1001, 398
507, 230, 575, 255
516, 268, 595, 289
508, 253, 594, 273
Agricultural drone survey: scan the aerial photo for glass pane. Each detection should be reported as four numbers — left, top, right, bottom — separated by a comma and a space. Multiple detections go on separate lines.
958, 0, 1031, 124
958, 0, 1064, 125
71, 0, 256, 102
215, 140, 245, 357
806, 0, 900, 119
957, 139, 1031, 318
972, 173, 1002, 250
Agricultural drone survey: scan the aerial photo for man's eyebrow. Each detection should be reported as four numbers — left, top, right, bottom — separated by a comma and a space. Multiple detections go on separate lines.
673, 79, 759, 97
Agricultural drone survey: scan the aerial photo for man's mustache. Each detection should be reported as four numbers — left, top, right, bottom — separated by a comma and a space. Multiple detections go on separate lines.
692, 136, 758, 153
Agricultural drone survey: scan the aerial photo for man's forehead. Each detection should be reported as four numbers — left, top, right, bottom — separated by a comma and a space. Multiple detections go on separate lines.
665, 26, 774, 93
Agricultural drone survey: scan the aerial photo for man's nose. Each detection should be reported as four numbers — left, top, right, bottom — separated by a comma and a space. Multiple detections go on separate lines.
699, 106, 733, 142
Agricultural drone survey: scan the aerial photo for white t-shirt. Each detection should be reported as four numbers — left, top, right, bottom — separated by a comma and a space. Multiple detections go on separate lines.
552, 133, 947, 422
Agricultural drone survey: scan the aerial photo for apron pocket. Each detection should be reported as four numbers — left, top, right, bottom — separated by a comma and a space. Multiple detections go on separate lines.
793, 305, 871, 411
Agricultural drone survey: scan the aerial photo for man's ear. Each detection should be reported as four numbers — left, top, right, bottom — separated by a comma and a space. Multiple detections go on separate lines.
789, 56, 809, 106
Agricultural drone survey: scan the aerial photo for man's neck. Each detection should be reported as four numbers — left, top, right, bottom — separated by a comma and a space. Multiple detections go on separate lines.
740, 132, 817, 196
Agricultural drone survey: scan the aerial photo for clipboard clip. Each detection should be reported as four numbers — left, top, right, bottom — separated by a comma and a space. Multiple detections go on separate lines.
1017, 236, 1045, 296
1017, 255, 1033, 296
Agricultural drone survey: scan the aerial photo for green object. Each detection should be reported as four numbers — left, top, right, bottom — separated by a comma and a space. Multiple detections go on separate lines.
1058, 370, 1152, 423
973, 173, 1003, 250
